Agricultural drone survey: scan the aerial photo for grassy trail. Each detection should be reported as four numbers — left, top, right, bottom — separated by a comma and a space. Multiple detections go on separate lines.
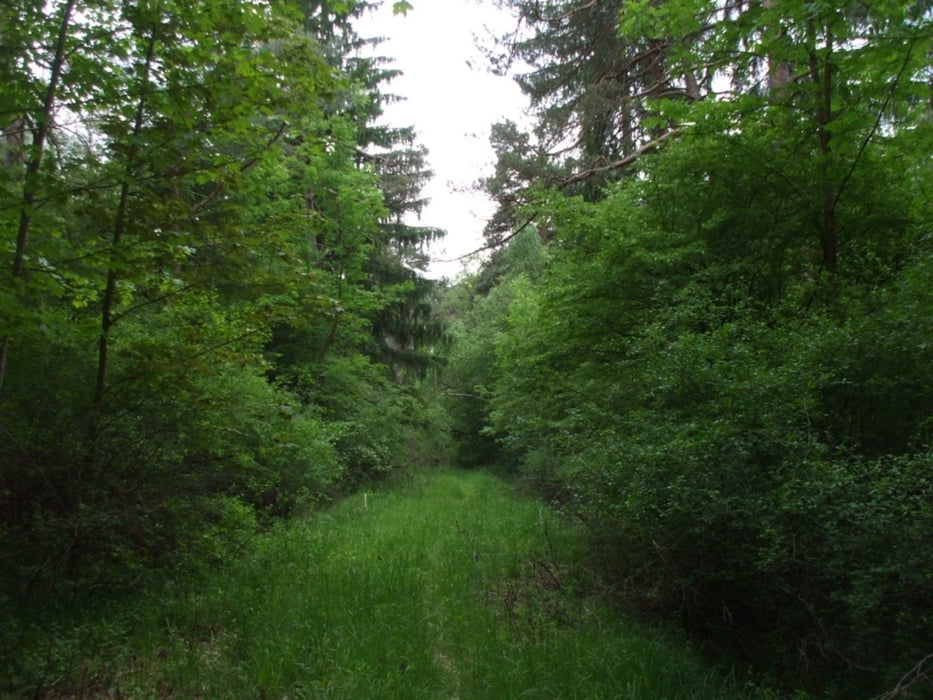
13, 469, 773, 698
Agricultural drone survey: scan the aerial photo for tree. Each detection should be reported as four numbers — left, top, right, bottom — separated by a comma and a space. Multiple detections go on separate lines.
618, 0, 931, 277
450, 0, 933, 692
0, 0, 392, 600
253, 1, 449, 482
478, 0, 712, 245
1, 0, 88, 394
440, 227, 545, 466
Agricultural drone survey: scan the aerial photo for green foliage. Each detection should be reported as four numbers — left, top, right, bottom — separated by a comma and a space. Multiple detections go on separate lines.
476, 170, 932, 690
441, 229, 546, 467
392, 1, 414, 16
447, 2, 933, 690
323, 358, 423, 483
0, 292, 343, 597
0, 0, 446, 615
1, 469, 775, 698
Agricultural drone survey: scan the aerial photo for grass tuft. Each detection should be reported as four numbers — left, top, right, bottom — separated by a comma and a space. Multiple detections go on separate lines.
4, 468, 784, 698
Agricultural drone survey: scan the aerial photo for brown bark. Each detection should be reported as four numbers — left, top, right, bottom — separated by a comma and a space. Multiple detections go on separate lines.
1, 116, 27, 169
683, 71, 702, 101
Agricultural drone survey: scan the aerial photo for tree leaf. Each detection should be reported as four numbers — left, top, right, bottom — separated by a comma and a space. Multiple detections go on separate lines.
392, 1, 413, 16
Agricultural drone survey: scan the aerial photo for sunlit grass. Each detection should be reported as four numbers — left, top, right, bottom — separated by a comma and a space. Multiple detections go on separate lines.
5, 469, 782, 698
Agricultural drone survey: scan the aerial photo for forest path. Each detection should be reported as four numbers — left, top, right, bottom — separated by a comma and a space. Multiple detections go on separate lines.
162, 468, 760, 698
32, 469, 764, 698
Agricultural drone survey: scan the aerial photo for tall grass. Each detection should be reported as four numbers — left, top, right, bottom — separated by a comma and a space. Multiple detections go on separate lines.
4, 469, 782, 698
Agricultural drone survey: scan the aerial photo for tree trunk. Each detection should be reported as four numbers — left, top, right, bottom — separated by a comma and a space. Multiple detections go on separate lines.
809, 26, 837, 275
763, 0, 792, 93
93, 28, 159, 410
11, 0, 76, 278
0, 0, 76, 398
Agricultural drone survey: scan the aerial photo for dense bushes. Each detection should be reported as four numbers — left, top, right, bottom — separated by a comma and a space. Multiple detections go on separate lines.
442, 122, 932, 693
0, 310, 338, 599
0, 295, 448, 602
0, 0, 446, 613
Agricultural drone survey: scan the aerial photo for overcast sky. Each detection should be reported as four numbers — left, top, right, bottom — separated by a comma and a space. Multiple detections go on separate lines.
355, 0, 528, 280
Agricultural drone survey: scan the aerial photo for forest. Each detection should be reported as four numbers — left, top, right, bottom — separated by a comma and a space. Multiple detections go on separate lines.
1, 0, 931, 697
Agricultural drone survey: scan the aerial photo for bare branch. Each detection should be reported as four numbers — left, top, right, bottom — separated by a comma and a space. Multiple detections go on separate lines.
558, 128, 681, 189
872, 652, 933, 700
437, 128, 681, 265
433, 212, 538, 264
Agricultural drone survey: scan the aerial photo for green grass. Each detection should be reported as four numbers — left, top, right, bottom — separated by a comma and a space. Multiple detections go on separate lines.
4, 469, 782, 698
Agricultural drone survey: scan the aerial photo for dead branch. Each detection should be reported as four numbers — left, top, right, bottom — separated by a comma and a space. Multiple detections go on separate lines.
558, 128, 681, 189
434, 129, 681, 264
432, 212, 537, 264
872, 653, 933, 700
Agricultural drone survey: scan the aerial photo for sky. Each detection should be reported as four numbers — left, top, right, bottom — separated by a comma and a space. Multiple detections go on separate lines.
355, 0, 528, 280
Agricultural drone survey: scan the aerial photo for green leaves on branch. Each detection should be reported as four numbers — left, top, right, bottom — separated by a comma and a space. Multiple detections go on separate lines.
444, 2, 932, 692
0, 0, 444, 610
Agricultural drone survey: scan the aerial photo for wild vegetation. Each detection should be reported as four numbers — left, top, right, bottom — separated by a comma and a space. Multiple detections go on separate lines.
2, 0, 931, 698
0, 0, 447, 600
444, 0, 932, 696
4, 469, 780, 698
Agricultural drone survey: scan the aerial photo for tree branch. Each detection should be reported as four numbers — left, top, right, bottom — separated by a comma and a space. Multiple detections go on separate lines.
529, 0, 599, 24
834, 39, 915, 209
558, 128, 680, 189
872, 652, 933, 700
192, 120, 288, 214
433, 212, 538, 264
437, 129, 681, 264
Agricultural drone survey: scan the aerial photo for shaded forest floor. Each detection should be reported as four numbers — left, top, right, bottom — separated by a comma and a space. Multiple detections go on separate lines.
5, 468, 781, 698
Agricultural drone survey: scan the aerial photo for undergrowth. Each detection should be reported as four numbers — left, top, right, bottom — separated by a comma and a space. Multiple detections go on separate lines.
3, 468, 782, 698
